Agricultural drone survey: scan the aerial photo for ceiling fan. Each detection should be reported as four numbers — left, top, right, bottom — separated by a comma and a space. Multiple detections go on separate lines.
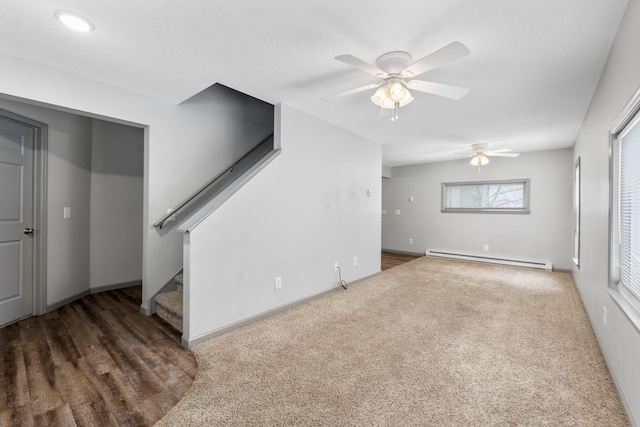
457, 143, 520, 171
324, 41, 470, 121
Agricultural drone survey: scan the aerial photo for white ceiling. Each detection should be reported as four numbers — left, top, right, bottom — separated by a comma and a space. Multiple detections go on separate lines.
0, 0, 629, 166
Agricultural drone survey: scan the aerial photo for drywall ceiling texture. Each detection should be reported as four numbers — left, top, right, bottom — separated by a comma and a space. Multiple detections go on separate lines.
0, 1, 628, 166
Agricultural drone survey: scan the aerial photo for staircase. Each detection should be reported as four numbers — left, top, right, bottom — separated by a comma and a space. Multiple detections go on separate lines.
154, 273, 184, 332
151, 134, 279, 339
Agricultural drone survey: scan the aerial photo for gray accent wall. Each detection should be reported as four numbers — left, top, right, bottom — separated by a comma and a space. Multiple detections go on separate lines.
0, 98, 145, 306
90, 120, 143, 289
0, 98, 93, 306
573, 0, 640, 423
382, 148, 573, 270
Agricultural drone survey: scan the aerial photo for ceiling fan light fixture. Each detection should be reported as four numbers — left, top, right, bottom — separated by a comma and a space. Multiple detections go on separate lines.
382, 98, 396, 109
371, 86, 388, 107
397, 89, 414, 107
371, 82, 414, 110
329, 42, 470, 123
470, 153, 489, 166
389, 81, 406, 102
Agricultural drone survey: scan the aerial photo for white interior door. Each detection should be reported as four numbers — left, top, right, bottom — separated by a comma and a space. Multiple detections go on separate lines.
0, 116, 34, 326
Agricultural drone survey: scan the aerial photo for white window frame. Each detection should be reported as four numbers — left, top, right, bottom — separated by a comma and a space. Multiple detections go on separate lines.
441, 179, 531, 214
609, 86, 640, 330
573, 157, 581, 268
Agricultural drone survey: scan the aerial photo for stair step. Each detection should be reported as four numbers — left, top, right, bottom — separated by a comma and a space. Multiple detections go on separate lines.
155, 290, 183, 316
155, 289, 183, 332
157, 304, 183, 333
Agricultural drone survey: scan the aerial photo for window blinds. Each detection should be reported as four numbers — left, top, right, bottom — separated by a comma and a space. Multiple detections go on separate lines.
619, 119, 640, 304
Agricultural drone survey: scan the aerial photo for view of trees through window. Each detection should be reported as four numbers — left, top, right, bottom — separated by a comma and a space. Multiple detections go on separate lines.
443, 180, 529, 212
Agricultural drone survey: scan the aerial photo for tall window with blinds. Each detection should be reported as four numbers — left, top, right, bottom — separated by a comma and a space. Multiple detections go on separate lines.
614, 112, 640, 308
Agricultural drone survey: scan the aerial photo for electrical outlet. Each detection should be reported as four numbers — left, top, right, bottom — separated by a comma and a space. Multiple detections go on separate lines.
334, 262, 339, 271
274, 276, 282, 290
63, 207, 71, 219
353, 257, 358, 266
409, 238, 414, 244
483, 244, 489, 252
395, 209, 401, 215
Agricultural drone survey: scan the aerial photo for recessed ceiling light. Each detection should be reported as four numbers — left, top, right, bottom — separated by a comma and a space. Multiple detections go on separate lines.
55, 10, 94, 32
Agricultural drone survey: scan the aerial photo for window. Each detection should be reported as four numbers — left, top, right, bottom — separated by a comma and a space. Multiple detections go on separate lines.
441, 179, 530, 213
611, 103, 640, 310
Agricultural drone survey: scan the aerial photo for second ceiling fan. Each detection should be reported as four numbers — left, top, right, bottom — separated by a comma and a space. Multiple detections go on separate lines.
458, 143, 520, 171
325, 41, 470, 121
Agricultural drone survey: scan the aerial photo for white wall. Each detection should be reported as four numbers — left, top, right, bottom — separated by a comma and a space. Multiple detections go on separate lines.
90, 120, 144, 289
185, 104, 381, 342
573, 0, 640, 423
0, 98, 93, 306
0, 57, 274, 312
382, 148, 573, 270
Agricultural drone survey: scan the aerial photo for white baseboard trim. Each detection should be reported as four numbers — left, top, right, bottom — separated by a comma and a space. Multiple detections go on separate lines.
182, 272, 380, 348
381, 248, 425, 256
426, 249, 552, 271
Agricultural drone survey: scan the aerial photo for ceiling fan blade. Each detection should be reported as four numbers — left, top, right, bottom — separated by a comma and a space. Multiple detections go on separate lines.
454, 149, 474, 155
402, 41, 470, 77
322, 83, 381, 100
486, 148, 512, 154
486, 152, 519, 158
335, 54, 386, 78
406, 80, 469, 100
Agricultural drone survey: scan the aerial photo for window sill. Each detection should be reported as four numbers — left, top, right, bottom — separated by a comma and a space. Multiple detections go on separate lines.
441, 209, 530, 214
607, 286, 640, 335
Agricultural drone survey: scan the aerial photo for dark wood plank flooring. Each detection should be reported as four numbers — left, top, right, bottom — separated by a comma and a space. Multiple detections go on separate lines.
381, 251, 422, 270
0, 286, 196, 426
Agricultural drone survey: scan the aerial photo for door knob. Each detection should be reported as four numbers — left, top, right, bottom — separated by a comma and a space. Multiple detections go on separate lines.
23, 228, 34, 235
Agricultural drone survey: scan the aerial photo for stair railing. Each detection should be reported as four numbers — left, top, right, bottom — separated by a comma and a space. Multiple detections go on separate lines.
154, 133, 274, 230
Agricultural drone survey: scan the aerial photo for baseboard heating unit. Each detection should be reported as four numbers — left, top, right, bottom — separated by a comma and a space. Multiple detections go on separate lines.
426, 250, 553, 271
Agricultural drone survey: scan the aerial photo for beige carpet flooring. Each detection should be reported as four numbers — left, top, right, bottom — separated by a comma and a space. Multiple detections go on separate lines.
157, 257, 629, 426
